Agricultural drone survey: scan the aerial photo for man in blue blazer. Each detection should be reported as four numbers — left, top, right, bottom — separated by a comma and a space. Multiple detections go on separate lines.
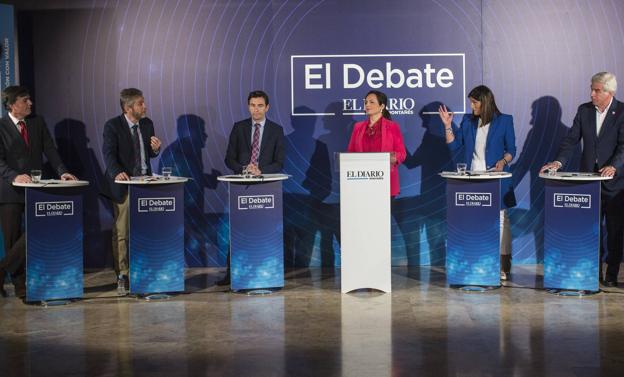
542, 72, 624, 286
102, 88, 162, 295
218, 90, 285, 285
0, 86, 77, 298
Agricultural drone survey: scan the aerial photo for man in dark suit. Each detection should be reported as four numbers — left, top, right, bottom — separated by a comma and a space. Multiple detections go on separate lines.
218, 90, 285, 285
102, 88, 161, 295
542, 72, 624, 286
225, 91, 285, 175
0, 86, 77, 298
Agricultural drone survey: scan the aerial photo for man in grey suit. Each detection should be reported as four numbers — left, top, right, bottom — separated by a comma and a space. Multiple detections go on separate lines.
0, 86, 77, 298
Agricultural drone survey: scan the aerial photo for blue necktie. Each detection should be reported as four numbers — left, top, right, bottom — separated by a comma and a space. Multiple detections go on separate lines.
132, 125, 142, 176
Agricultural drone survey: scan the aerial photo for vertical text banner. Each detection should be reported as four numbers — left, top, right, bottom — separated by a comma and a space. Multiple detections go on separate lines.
544, 180, 600, 291
129, 183, 185, 294
229, 181, 284, 290
26, 187, 84, 302
445, 179, 501, 287
0, 4, 15, 118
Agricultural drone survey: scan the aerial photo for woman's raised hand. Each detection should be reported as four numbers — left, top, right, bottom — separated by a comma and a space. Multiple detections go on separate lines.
438, 104, 453, 129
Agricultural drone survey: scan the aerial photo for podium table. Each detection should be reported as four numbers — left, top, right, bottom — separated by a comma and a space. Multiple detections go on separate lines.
440, 171, 511, 288
339, 153, 391, 293
540, 172, 610, 293
14, 179, 89, 303
218, 174, 288, 291
116, 176, 187, 295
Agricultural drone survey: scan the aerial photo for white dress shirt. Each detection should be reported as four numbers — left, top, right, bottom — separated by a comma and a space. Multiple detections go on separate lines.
471, 121, 491, 171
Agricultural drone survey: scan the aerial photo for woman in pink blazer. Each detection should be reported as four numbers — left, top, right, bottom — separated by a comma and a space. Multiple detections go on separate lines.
347, 90, 407, 196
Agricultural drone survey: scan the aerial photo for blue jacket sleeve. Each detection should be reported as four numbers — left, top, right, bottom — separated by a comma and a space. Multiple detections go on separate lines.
503, 115, 516, 159
446, 118, 465, 151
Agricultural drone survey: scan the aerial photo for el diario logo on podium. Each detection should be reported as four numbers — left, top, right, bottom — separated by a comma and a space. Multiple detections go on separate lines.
553, 193, 591, 209
35, 201, 74, 217
238, 195, 275, 210
345, 170, 385, 180
455, 192, 492, 207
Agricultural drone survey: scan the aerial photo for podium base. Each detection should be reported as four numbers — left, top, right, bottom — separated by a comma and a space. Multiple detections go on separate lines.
40, 299, 73, 307
233, 288, 278, 296
344, 288, 388, 295
144, 293, 173, 301
451, 285, 501, 292
546, 289, 599, 297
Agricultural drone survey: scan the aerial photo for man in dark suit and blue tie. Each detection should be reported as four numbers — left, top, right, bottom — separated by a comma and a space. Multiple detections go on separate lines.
102, 88, 162, 295
218, 90, 285, 285
542, 72, 624, 286
0, 86, 77, 298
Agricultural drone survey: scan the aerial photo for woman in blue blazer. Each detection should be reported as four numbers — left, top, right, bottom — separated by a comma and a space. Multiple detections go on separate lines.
439, 85, 517, 280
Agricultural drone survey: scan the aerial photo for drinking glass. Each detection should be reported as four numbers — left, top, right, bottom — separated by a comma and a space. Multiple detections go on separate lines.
30, 169, 42, 183
456, 163, 467, 176
162, 167, 172, 180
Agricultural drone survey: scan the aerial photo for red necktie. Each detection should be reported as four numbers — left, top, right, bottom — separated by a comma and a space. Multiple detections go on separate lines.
18, 121, 30, 147
249, 123, 260, 165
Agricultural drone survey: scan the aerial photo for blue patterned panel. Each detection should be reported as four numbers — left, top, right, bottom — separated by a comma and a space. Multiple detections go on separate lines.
544, 180, 600, 291
229, 181, 284, 290
129, 184, 185, 294
26, 188, 84, 301
446, 179, 501, 286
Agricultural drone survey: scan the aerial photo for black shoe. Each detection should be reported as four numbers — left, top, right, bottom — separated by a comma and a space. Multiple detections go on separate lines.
0, 269, 7, 297
603, 280, 618, 288
215, 275, 230, 286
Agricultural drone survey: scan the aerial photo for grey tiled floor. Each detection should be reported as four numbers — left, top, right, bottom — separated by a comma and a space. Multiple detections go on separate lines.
0, 266, 623, 377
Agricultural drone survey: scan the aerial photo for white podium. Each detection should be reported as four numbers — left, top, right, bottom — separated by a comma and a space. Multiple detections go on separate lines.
339, 153, 391, 293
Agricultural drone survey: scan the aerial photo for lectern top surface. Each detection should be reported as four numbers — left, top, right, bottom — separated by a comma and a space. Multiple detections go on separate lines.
217, 173, 290, 182
539, 172, 613, 181
439, 171, 512, 180
115, 176, 189, 184
13, 179, 90, 188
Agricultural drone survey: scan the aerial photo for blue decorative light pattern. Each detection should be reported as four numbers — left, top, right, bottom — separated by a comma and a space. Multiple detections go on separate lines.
544, 180, 600, 291
26, 188, 84, 301
229, 181, 284, 290
129, 184, 185, 294
446, 179, 501, 287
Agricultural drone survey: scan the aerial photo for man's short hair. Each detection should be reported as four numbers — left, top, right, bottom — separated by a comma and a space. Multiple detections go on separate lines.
1, 85, 30, 111
592, 72, 617, 94
119, 88, 144, 112
247, 90, 269, 106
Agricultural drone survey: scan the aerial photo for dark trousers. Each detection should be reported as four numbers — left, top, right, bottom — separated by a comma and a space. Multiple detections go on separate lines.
603, 191, 624, 281
0, 203, 26, 277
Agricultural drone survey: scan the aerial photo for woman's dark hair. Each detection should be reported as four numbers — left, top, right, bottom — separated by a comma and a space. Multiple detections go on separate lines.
468, 85, 500, 126
366, 90, 392, 120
